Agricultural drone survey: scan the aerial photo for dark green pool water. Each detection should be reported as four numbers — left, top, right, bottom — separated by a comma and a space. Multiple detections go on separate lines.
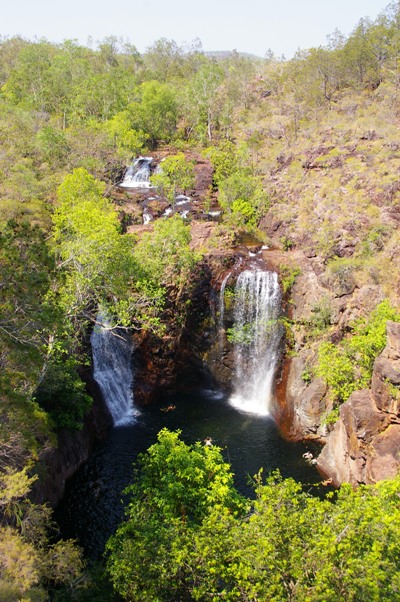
57, 389, 321, 558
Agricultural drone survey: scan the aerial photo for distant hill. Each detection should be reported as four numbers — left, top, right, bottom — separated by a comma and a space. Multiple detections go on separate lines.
204, 50, 263, 61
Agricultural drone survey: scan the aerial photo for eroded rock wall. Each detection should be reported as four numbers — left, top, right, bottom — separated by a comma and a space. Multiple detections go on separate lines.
33, 367, 112, 506
278, 249, 385, 441
317, 321, 400, 485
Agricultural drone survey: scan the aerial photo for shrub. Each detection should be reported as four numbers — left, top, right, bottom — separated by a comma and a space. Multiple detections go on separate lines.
317, 300, 400, 404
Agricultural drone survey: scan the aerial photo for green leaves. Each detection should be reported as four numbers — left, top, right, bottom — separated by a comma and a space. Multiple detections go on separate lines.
133, 214, 198, 291
127, 80, 178, 148
106, 429, 246, 601
53, 168, 138, 327
107, 432, 400, 601
317, 300, 400, 405
218, 172, 268, 229
150, 152, 195, 203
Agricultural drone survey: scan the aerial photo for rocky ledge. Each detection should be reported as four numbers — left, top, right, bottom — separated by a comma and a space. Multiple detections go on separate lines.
317, 321, 400, 486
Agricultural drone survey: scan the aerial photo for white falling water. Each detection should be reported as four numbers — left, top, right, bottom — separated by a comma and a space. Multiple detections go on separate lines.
90, 320, 138, 426
143, 208, 153, 224
228, 270, 283, 416
120, 157, 153, 189
219, 272, 232, 351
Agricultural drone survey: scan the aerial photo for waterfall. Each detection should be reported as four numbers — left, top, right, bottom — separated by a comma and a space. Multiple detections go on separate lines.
120, 157, 153, 189
143, 208, 153, 224
90, 320, 138, 426
219, 272, 231, 351
228, 270, 283, 416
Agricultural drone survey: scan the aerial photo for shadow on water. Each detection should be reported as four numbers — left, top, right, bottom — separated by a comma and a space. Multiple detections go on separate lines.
56, 389, 322, 559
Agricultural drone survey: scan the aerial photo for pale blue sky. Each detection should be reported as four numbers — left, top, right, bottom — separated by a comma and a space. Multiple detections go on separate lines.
1, 0, 390, 58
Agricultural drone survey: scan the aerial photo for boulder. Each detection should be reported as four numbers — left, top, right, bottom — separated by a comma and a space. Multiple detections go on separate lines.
386, 320, 400, 360
338, 285, 384, 332
371, 321, 400, 415
372, 354, 400, 415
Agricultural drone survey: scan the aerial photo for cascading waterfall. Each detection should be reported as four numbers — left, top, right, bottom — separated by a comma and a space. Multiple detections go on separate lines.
219, 272, 232, 351
120, 156, 153, 189
90, 319, 138, 426
142, 208, 153, 224
228, 270, 283, 416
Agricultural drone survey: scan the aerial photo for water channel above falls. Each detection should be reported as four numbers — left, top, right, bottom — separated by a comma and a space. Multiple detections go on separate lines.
57, 390, 321, 559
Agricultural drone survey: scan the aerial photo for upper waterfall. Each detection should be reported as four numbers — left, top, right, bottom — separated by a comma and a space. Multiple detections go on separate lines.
120, 157, 153, 189
90, 319, 138, 426
227, 269, 283, 416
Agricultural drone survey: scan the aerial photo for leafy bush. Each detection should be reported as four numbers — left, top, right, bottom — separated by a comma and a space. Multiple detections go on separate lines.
218, 173, 268, 229
106, 429, 246, 601
317, 300, 400, 404
203, 140, 243, 186
280, 264, 301, 294
35, 356, 92, 430
106, 430, 400, 601
309, 296, 333, 331
150, 152, 195, 203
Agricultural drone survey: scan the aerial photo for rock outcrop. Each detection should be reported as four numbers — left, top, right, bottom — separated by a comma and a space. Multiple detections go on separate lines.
33, 368, 112, 506
317, 321, 400, 485
279, 244, 388, 441
285, 354, 328, 437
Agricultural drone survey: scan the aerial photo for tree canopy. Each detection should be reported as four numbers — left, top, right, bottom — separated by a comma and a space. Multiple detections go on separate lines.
106, 429, 400, 602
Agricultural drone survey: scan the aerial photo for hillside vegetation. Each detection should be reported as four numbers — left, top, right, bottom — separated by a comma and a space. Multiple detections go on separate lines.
1, 1, 400, 598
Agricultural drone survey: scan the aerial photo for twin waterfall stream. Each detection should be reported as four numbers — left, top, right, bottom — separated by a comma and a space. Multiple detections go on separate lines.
90, 320, 137, 426
93, 269, 283, 425
58, 266, 319, 557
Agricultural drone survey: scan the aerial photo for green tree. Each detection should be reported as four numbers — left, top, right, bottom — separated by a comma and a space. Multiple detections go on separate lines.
34, 354, 92, 430
128, 80, 178, 147
150, 152, 195, 203
107, 433, 400, 601
183, 62, 224, 142
133, 214, 198, 296
103, 109, 147, 158
106, 429, 246, 601
0, 467, 85, 601
218, 172, 268, 229
143, 38, 185, 82
2, 40, 55, 111
204, 139, 242, 187
0, 218, 58, 411
52, 168, 138, 329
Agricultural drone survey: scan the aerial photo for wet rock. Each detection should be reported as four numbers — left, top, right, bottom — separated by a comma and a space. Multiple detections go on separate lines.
147, 198, 169, 216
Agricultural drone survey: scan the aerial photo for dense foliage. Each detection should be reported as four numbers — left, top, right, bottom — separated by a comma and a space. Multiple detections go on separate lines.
107, 429, 400, 601
3, 1, 400, 596
317, 300, 400, 412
